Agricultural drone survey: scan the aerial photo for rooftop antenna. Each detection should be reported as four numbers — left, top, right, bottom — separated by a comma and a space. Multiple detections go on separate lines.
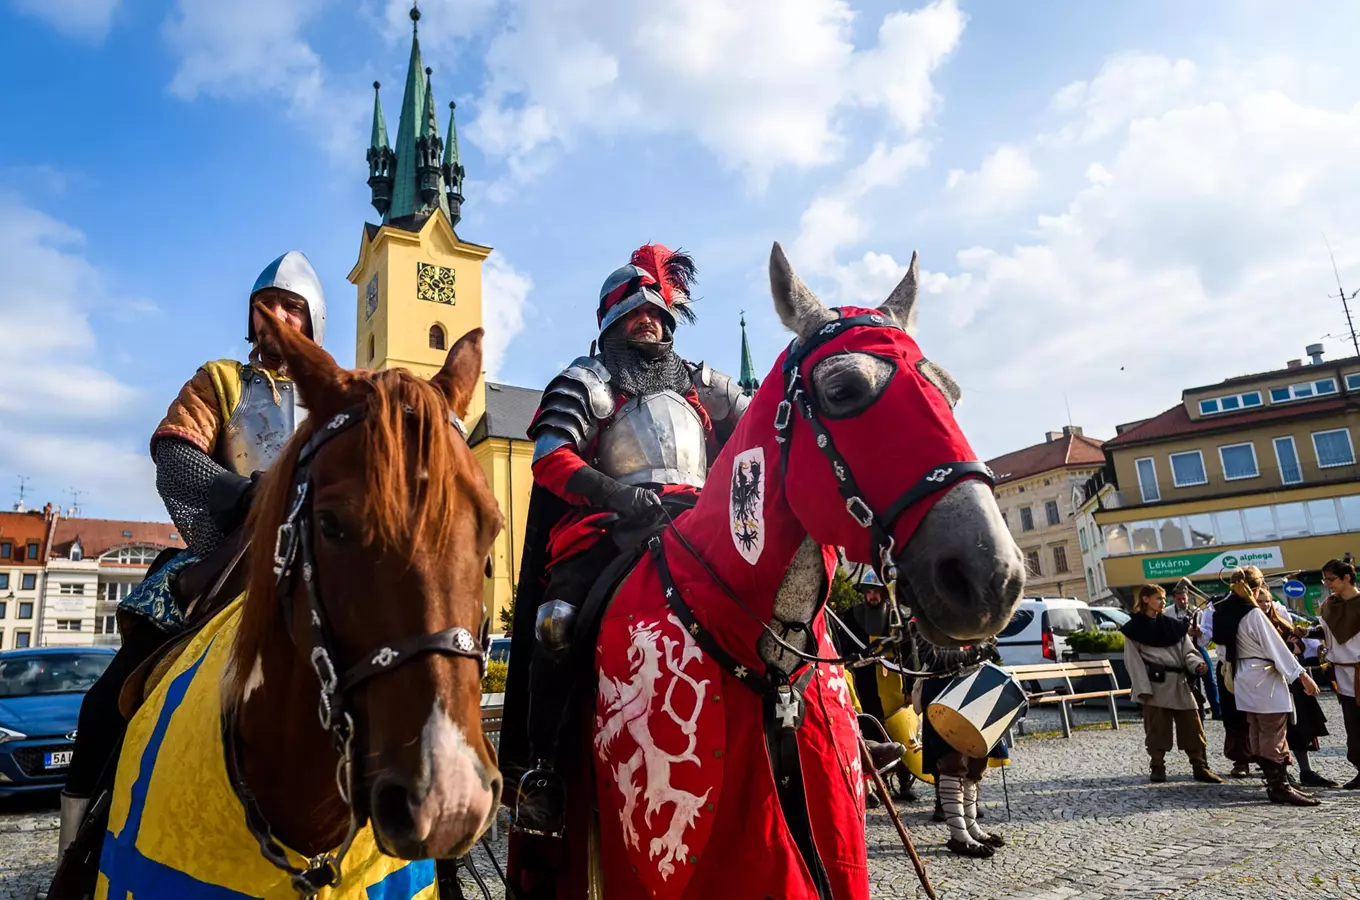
1064, 393, 1074, 429
14, 475, 30, 511
1324, 233, 1360, 359
67, 489, 84, 518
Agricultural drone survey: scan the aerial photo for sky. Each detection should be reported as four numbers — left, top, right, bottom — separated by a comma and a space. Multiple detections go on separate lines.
3, 0, 1360, 521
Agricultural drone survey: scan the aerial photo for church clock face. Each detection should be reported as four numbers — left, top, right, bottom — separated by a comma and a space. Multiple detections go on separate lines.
365, 274, 379, 319
417, 262, 456, 306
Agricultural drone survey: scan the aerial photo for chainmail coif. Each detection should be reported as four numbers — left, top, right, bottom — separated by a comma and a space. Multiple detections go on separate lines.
599, 324, 694, 397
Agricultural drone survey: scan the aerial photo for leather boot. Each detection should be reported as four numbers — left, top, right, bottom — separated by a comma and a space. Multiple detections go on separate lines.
864, 740, 907, 774
57, 791, 90, 862
1263, 761, 1321, 806
1149, 752, 1167, 783
1188, 753, 1223, 784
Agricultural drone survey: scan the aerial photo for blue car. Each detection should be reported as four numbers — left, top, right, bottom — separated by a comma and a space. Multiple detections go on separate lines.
0, 646, 115, 796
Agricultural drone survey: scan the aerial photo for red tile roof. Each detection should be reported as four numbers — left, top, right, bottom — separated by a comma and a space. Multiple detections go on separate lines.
986, 433, 1107, 484
49, 518, 185, 560
0, 509, 55, 567
1104, 396, 1353, 448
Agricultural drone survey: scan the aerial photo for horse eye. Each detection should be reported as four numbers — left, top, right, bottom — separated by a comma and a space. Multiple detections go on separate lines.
317, 511, 348, 542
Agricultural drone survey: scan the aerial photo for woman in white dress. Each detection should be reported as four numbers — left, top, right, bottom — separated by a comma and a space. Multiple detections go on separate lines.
1215, 566, 1322, 806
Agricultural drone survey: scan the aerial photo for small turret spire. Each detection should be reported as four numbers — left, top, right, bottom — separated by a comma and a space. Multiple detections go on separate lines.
443, 101, 465, 227
415, 67, 444, 206
366, 81, 394, 216
738, 312, 760, 396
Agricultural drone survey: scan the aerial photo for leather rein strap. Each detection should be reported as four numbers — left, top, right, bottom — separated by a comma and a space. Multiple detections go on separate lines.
225, 401, 487, 897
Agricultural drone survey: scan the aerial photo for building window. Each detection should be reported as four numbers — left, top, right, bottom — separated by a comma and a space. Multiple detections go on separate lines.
1219, 442, 1259, 480
368, 335, 376, 364
1199, 391, 1263, 415
1053, 545, 1069, 573
1271, 379, 1339, 404
1020, 507, 1034, 532
21, 574, 36, 591
0, 573, 7, 590
104, 546, 160, 566
1086, 568, 1095, 597
56, 619, 82, 632
0, 602, 5, 618
58, 584, 85, 595
1044, 501, 1060, 526
1273, 436, 1303, 484
0, 541, 10, 558
1169, 450, 1208, 487
1346, 373, 1360, 392
100, 582, 133, 603
1079, 527, 1089, 552
95, 615, 117, 635
18, 603, 33, 619
1135, 457, 1160, 503
1024, 550, 1042, 578
15, 630, 30, 648
1308, 498, 1342, 534
26, 542, 39, 560
429, 324, 446, 351
1275, 503, 1309, 538
1312, 428, 1356, 469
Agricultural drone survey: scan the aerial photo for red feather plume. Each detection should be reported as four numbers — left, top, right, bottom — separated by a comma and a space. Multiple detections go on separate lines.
629, 243, 698, 323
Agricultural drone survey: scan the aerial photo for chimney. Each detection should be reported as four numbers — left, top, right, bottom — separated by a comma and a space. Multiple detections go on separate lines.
1307, 343, 1325, 366
1045, 431, 1063, 443
1063, 425, 1084, 437
43, 502, 53, 522
1287, 359, 1303, 369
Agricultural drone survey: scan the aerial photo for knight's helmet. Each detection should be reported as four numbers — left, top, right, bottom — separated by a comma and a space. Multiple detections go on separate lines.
852, 564, 885, 594
246, 250, 327, 347
595, 244, 698, 338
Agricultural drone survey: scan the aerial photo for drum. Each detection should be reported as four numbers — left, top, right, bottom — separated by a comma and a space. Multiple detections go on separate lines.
883, 705, 932, 785
926, 662, 1027, 758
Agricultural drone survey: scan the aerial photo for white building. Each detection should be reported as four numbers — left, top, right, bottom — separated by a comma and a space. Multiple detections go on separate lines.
41, 519, 184, 647
1075, 468, 1121, 607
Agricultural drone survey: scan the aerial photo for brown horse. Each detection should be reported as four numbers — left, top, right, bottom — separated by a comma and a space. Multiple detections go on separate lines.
94, 309, 504, 897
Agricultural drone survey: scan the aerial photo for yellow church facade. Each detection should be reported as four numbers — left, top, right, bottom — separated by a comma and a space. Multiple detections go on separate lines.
346, 4, 535, 627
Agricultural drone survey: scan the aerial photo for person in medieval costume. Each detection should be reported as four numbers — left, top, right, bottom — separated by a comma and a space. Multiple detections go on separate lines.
55, 251, 324, 874
910, 620, 1008, 858
500, 244, 750, 842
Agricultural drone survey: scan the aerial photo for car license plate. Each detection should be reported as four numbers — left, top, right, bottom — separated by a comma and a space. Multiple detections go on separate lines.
45, 750, 73, 769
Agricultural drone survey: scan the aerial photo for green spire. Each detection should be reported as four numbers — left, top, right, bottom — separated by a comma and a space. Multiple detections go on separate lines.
443, 101, 465, 228
420, 67, 441, 143
738, 312, 760, 396
369, 81, 389, 150
386, 3, 430, 222
443, 101, 460, 168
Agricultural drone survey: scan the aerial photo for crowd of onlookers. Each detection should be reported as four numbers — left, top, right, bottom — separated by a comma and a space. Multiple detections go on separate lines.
1121, 560, 1360, 805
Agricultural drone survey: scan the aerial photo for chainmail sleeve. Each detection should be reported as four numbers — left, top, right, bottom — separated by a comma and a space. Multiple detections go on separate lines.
154, 438, 228, 555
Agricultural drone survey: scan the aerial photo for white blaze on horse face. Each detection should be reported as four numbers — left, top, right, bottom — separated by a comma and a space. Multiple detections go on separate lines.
730, 447, 766, 565
242, 654, 265, 703
415, 701, 495, 849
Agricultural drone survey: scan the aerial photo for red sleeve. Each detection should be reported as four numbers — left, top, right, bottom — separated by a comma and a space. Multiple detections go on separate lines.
532, 445, 592, 505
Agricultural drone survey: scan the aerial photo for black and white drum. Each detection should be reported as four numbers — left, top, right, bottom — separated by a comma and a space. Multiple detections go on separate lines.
926, 662, 1027, 758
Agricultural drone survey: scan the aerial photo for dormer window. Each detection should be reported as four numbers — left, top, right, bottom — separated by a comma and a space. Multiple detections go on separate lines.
71, 540, 83, 562
1198, 391, 1263, 416
1270, 379, 1339, 404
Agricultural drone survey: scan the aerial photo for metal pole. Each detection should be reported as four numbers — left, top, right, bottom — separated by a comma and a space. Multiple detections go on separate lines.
1325, 233, 1360, 358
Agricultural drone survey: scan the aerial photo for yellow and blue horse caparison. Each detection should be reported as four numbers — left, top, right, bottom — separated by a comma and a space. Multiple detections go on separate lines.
97, 598, 438, 900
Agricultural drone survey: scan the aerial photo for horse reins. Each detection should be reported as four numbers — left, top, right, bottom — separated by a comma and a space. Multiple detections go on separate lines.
226, 401, 489, 897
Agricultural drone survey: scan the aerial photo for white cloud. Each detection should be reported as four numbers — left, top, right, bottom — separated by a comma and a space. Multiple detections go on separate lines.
481, 255, 533, 380
917, 58, 1360, 460
0, 195, 161, 518
162, 0, 367, 159
944, 145, 1040, 217
374, 0, 498, 52
10, 0, 119, 41
1045, 53, 1199, 146
470, 0, 963, 185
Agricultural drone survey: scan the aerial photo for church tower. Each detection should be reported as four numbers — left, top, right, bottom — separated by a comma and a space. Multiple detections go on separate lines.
348, 2, 489, 425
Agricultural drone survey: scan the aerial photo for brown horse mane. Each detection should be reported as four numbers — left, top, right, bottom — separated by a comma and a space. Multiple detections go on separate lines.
223, 366, 488, 708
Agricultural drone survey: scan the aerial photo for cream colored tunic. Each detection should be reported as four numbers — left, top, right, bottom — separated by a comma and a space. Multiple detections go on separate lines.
1229, 608, 1303, 715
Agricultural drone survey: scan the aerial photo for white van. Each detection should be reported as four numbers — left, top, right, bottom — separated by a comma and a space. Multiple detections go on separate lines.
995, 597, 1098, 667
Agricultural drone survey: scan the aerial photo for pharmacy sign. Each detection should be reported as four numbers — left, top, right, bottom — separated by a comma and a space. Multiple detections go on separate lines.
1142, 546, 1284, 580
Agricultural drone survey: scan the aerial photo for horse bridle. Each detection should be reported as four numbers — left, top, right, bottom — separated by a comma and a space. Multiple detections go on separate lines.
229, 400, 489, 897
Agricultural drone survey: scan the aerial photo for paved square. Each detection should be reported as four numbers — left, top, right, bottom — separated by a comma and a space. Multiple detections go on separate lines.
4, 695, 1359, 899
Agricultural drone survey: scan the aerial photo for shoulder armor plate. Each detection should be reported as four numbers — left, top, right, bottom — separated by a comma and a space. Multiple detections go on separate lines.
690, 361, 747, 425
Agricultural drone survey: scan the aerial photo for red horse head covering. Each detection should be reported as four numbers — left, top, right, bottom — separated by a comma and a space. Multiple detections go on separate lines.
595, 243, 698, 336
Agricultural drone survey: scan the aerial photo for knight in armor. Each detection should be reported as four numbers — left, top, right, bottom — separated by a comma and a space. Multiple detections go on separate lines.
511, 244, 748, 838
839, 566, 894, 722
910, 621, 1008, 858
56, 251, 324, 870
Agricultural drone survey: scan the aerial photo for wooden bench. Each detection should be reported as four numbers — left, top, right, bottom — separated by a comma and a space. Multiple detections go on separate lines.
1004, 661, 1130, 739
481, 692, 504, 735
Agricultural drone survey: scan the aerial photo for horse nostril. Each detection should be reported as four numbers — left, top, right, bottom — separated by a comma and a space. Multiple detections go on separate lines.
373, 777, 417, 842
933, 555, 971, 606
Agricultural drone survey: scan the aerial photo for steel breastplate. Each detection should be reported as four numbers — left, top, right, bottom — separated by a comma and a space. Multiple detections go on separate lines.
219, 369, 306, 476
594, 390, 707, 488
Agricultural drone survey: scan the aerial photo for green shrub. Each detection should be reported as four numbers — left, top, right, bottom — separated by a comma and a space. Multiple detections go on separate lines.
1066, 629, 1124, 654
829, 569, 861, 614
482, 660, 508, 694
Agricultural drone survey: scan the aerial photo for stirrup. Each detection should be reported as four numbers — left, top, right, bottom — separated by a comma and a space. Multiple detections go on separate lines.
512, 764, 566, 839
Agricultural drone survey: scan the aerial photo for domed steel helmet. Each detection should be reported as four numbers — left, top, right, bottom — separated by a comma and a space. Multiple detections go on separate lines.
595, 244, 696, 338
853, 565, 886, 593
246, 250, 327, 346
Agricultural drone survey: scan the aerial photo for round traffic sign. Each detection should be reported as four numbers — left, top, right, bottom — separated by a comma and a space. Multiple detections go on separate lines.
1283, 579, 1306, 599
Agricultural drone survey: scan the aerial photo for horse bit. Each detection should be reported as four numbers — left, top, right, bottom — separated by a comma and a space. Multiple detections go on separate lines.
234, 401, 490, 897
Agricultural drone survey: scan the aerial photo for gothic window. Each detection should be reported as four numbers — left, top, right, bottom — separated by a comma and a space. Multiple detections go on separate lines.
368, 335, 376, 364
429, 324, 446, 351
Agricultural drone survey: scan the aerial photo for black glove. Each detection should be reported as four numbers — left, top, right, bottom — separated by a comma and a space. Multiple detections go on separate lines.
565, 465, 662, 518
207, 470, 263, 536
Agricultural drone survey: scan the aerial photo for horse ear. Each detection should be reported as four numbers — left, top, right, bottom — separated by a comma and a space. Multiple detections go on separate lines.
252, 302, 352, 415
432, 328, 483, 420
769, 241, 833, 339
877, 250, 919, 333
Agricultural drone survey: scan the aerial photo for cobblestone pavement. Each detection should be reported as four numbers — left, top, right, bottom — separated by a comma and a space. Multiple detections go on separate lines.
5, 695, 1359, 899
